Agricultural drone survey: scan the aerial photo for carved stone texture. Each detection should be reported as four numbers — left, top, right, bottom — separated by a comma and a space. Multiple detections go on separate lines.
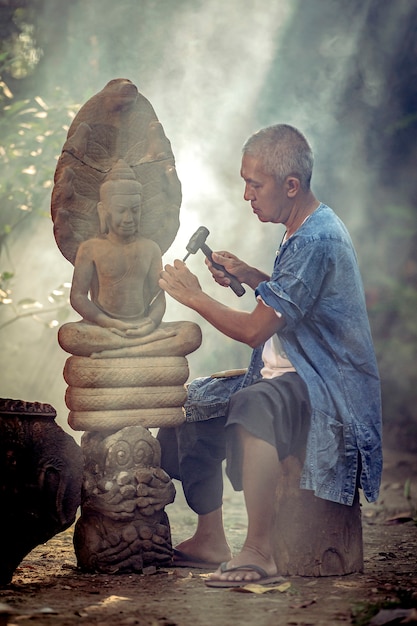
0, 398, 83, 586
64, 357, 189, 416
49, 81, 200, 572
51, 78, 181, 265
51, 79, 202, 431
64, 355, 191, 431
73, 426, 175, 573
58, 320, 202, 432
273, 455, 364, 576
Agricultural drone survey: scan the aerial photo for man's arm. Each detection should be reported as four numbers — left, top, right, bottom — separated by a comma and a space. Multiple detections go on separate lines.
159, 259, 283, 348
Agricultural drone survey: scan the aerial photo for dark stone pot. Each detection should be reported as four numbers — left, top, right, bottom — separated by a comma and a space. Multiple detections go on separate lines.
0, 398, 83, 586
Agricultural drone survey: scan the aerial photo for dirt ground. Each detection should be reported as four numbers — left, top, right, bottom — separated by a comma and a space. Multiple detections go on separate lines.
1, 447, 416, 626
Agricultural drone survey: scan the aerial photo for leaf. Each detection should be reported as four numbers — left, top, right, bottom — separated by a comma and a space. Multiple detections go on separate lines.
404, 478, 411, 500
17, 298, 43, 311
47, 283, 70, 303
1, 271, 14, 281
0, 81, 13, 99
3, 99, 30, 116
384, 513, 414, 525
34, 96, 48, 110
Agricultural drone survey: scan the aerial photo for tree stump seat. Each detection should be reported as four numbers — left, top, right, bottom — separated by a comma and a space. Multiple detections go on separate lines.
273, 454, 364, 576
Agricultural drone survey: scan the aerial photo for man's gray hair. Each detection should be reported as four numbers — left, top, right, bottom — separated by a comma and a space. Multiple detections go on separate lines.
243, 124, 313, 191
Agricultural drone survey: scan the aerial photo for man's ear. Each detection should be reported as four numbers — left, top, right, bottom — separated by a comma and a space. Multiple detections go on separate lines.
97, 202, 108, 234
286, 176, 300, 198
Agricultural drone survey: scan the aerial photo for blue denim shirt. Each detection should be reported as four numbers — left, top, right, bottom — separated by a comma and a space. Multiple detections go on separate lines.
185, 204, 382, 506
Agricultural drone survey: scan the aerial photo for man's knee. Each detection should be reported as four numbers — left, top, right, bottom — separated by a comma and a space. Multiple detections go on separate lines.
177, 417, 228, 462
157, 427, 180, 480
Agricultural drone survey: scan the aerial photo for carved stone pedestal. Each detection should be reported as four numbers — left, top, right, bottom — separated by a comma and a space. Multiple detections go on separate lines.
64, 355, 189, 431
60, 340, 201, 574
74, 426, 175, 574
63, 353, 192, 573
273, 455, 363, 576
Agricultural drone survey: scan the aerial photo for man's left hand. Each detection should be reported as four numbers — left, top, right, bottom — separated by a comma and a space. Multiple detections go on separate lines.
159, 259, 202, 305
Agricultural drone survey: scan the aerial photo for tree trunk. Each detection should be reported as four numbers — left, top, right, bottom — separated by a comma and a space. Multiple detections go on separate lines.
273, 455, 363, 576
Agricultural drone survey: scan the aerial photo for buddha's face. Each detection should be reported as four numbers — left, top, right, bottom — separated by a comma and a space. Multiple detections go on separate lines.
99, 180, 142, 240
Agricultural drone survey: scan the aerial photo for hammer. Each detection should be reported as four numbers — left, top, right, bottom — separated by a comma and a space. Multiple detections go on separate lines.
183, 226, 246, 297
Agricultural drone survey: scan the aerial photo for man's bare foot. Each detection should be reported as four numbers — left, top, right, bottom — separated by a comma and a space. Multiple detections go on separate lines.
174, 508, 232, 566
175, 536, 232, 566
208, 546, 277, 583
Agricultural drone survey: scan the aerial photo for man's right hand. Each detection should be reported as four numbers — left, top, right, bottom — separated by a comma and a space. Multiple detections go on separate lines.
205, 250, 245, 286
206, 251, 269, 290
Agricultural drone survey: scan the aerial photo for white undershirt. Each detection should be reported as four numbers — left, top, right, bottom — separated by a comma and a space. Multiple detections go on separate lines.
261, 330, 295, 379
257, 299, 295, 378
258, 214, 317, 379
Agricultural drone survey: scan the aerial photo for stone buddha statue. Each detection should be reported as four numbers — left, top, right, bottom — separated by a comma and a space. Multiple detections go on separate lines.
50, 79, 201, 573
58, 159, 200, 360
51, 79, 201, 431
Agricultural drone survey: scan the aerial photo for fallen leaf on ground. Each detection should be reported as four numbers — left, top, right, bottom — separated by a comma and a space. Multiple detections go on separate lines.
384, 512, 414, 524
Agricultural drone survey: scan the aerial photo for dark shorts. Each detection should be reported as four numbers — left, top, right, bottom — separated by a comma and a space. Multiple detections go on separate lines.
158, 372, 311, 515
225, 372, 311, 491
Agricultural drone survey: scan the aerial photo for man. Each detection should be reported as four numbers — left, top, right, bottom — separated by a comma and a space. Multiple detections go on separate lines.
157, 124, 382, 586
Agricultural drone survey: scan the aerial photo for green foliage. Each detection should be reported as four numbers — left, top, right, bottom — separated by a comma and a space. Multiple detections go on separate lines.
0, 282, 72, 331
351, 600, 380, 626
0, 0, 44, 80
351, 590, 417, 626
0, 86, 78, 234
0, 75, 79, 324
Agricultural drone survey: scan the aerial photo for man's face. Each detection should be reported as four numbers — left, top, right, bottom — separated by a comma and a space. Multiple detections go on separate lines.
240, 154, 289, 224
105, 193, 141, 238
